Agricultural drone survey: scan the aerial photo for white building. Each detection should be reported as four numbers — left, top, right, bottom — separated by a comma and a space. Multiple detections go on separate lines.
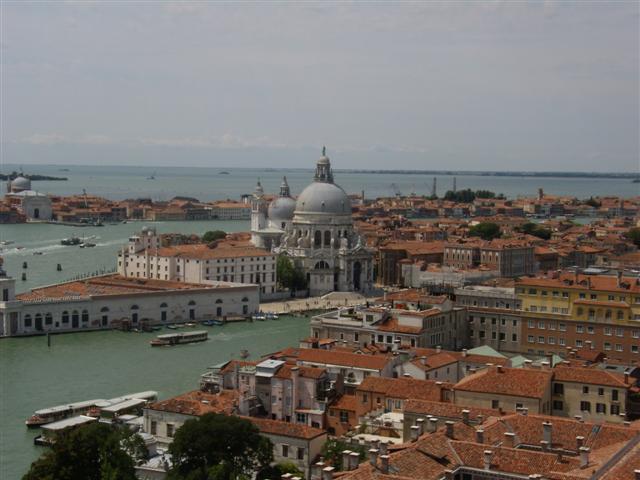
0, 266, 258, 336
117, 227, 277, 297
252, 150, 374, 296
4, 176, 53, 220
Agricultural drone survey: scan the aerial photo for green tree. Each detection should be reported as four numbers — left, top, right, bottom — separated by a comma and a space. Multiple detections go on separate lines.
202, 230, 227, 243
168, 414, 272, 480
518, 222, 552, 240
23, 422, 145, 480
624, 227, 640, 247
468, 222, 502, 240
257, 462, 304, 480
276, 255, 307, 291
320, 439, 366, 471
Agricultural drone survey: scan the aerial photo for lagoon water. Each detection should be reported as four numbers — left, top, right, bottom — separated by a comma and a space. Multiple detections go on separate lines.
3, 163, 639, 201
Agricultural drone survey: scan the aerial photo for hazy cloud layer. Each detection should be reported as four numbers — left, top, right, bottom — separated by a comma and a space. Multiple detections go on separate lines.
2, 2, 638, 171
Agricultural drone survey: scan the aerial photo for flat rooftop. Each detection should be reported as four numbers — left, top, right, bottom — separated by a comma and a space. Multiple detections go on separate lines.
17, 274, 248, 303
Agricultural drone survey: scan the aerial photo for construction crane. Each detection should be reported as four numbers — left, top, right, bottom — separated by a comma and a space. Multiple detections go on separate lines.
390, 183, 402, 197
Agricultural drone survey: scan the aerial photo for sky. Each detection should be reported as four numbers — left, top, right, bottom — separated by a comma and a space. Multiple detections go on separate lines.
1, 1, 638, 172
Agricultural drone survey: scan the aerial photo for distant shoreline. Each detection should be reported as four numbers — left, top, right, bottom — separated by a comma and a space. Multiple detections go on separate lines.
333, 170, 639, 179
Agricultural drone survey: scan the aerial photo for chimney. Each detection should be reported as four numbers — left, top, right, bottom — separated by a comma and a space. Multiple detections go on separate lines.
462, 349, 468, 357
403, 373, 412, 378
574, 415, 582, 422
368, 449, 379, 466
524, 359, 533, 368
462, 409, 470, 425
542, 421, 552, 446
428, 417, 439, 433
497, 365, 504, 373
579, 447, 590, 468
313, 462, 325, 479
410, 425, 421, 441
634, 470, 640, 480
379, 455, 390, 474
483, 450, 492, 470
416, 417, 425, 434
576, 436, 584, 449
504, 432, 516, 448
476, 428, 485, 444
349, 452, 360, 471
436, 345, 442, 353
541, 361, 550, 370
379, 440, 388, 455
341, 450, 352, 470
420, 355, 427, 365
521, 408, 528, 416
322, 466, 335, 480
540, 440, 550, 451
477, 414, 485, 424
445, 421, 455, 438
624, 371, 630, 384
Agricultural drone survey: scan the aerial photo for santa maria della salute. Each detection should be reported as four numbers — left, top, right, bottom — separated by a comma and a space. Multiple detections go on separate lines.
250, 150, 374, 296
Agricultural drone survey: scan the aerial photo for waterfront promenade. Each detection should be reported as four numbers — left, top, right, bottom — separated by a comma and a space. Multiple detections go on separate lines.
260, 292, 372, 314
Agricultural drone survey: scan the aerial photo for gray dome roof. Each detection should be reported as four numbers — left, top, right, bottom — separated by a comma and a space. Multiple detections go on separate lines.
11, 176, 31, 191
268, 196, 296, 221
295, 182, 351, 215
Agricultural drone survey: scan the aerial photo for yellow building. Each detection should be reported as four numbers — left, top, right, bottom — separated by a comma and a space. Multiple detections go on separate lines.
515, 272, 640, 361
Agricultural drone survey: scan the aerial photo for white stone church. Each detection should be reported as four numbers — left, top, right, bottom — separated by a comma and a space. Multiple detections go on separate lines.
250, 150, 373, 296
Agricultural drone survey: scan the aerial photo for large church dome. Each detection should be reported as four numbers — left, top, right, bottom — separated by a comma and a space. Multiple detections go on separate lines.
269, 196, 296, 220
294, 150, 351, 216
11, 175, 31, 193
295, 182, 351, 215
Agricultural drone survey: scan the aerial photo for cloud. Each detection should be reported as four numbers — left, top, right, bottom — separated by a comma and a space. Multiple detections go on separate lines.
20, 133, 113, 145
136, 133, 288, 149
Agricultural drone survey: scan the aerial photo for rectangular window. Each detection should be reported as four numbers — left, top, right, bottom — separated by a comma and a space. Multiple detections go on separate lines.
580, 401, 591, 412
538, 336, 545, 344
339, 411, 349, 423
559, 323, 566, 332
553, 400, 563, 410
612, 389, 619, 401
596, 403, 606, 414
598, 388, 604, 396
150, 421, 157, 435
167, 424, 174, 438
528, 335, 534, 343
282, 445, 289, 457
297, 447, 305, 460
559, 338, 565, 346
576, 325, 584, 333
611, 405, 620, 415
582, 386, 589, 394
491, 400, 499, 409
554, 383, 564, 395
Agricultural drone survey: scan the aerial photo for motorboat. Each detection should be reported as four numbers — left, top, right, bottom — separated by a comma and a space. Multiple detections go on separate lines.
266, 312, 279, 320
61, 236, 81, 246
251, 313, 266, 321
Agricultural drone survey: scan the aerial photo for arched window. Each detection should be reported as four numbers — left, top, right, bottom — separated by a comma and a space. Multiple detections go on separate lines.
324, 230, 331, 246
131, 305, 139, 310
188, 300, 196, 306
100, 306, 110, 312
61, 311, 69, 323
314, 231, 322, 248
314, 261, 330, 270
160, 303, 168, 309
45, 313, 53, 325
72, 310, 80, 324
215, 299, 223, 304
24, 314, 32, 327
81, 310, 89, 323
35, 313, 43, 330
605, 310, 612, 319
241, 297, 249, 302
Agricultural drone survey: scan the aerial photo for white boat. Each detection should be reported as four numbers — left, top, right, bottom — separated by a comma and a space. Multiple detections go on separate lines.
34, 415, 97, 446
266, 312, 279, 320
25, 399, 105, 428
150, 330, 208, 346
252, 313, 266, 321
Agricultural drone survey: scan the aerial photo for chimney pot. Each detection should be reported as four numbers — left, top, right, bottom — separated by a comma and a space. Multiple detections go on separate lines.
428, 417, 439, 433
420, 355, 427, 365
341, 450, 352, 471
349, 452, 360, 471
322, 466, 335, 480
483, 450, 492, 470
410, 425, 421, 441
462, 349, 467, 357
462, 409, 470, 424
543, 421, 552, 445
579, 447, 590, 468
416, 417, 425, 435
379, 455, 390, 474
476, 428, 485, 444
540, 440, 550, 451
576, 436, 585, 449
379, 440, 388, 455
634, 470, 640, 480
368, 449, 379, 466
504, 432, 516, 448
445, 420, 455, 438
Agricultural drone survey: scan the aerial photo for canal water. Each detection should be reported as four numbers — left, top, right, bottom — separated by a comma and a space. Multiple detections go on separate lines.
0, 317, 310, 479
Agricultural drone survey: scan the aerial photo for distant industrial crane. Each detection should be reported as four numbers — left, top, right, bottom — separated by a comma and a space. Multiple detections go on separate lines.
390, 183, 402, 197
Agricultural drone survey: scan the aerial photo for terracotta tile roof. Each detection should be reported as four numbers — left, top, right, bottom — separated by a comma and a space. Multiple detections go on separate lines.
411, 352, 458, 370
151, 241, 271, 259
403, 399, 503, 421
553, 365, 631, 388
275, 348, 393, 371
598, 441, 640, 480
357, 377, 452, 402
454, 366, 552, 399
16, 274, 235, 302
245, 416, 326, 440
273, 364, 327, 380
219, 360, 257, 374
516, 273, 640, 294
146, 390, 239, 416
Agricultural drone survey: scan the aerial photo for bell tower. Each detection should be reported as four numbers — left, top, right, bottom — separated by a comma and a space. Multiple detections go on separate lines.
314, 146, 334, 184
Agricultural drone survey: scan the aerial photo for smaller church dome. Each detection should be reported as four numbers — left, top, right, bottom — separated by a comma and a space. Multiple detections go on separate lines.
268, 196, 296, 221
11, 176, 31, 192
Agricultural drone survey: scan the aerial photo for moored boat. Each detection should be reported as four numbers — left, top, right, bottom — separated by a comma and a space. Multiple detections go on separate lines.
25, 399, 105, 428
203, 319, 223, 326
251, 312, 266, 321
150, 330, 208, 347
266, 312, 279, 320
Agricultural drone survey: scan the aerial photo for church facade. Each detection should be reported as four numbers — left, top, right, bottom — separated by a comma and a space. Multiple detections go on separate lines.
251, 151, 374, 296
